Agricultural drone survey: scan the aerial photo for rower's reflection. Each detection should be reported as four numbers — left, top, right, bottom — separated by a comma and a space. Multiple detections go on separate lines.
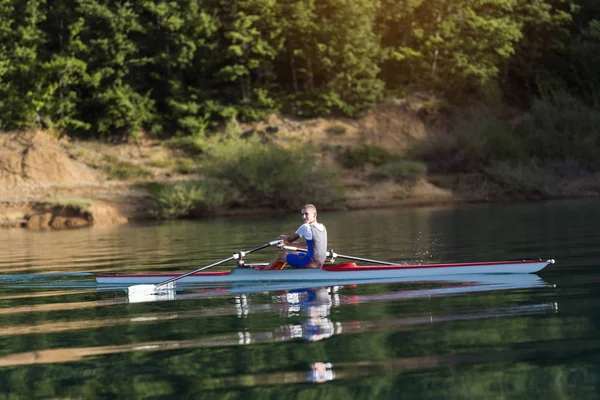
308, 361, 335, 383
272, 286, 339, 342
232, 286, 342, 342
274, 287, 337, 383
232, 287, 339, 382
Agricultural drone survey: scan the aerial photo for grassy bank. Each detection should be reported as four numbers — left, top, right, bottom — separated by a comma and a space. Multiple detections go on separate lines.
145, 136, 427, 219
2, 94, 599, 228
413, 95, 600, 200
89, 93, 599, 220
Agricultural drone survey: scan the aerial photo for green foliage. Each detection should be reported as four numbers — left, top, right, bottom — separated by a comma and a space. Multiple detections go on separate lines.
197, 177, 241, 210
567, 19, 600, 105
413, 107, 526, 173
279, 0, 385, 116
76, 1, 156, 138
173, 157, 197, 174
44, 197, 92, 210
106, 160, 151, 180
150, 182, 204, 219
166, 136, 206, 155
148, 177, 242, 219
503, 0, 573, 104
326, 124, 347, 135
146, 159, 171, 168
0, 0, 592, 151
38, 6, 90, 132
137, 0, 221, 135
483, 161, 558, 197
377, 0, 525, 97
235, 88, 282, 121
517, 94, 600, 170
205, 138, 344, 209
221, 116, 243, 138
0, 0, 49, 129
213, 0, 283, 112
339, 145, 392, 168
371, 160, 427, 183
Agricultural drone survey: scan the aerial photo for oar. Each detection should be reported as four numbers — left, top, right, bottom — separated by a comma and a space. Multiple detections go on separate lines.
128, 240, 281, 296
278, 245, 399, 266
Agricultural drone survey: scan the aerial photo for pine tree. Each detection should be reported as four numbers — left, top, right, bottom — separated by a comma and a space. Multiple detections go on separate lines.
0, 0, 49, 129
279, 0, 384, 116
71, 0, 156, 138
211, 0, 284, 120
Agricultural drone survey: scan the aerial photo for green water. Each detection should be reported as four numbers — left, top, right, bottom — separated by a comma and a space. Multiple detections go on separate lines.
0, 199, 599, 399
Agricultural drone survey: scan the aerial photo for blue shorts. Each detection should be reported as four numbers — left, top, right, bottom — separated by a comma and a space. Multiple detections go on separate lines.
286, 252, 311, 268
286, 240, 314, 268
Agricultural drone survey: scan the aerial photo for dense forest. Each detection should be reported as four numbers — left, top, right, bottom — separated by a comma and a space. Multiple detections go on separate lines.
1, 0, 598, 139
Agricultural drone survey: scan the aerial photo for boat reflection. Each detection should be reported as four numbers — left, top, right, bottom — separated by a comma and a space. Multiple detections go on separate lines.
0, 276, 558, 371
231, 283, 557, 384
127, 272, 552, 303
231, 281, 557, 333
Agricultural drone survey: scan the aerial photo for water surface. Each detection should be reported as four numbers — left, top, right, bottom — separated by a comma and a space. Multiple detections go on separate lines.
0, 199, 599, 399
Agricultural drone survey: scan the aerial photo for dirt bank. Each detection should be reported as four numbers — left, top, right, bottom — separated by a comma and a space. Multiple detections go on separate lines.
0, 100, 474, 229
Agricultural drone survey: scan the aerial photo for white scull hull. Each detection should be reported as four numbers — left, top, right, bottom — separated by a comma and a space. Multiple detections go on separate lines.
96, 259, 555, 285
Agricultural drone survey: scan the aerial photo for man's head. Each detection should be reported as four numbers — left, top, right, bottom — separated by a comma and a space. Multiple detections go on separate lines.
301, 204, 317, 224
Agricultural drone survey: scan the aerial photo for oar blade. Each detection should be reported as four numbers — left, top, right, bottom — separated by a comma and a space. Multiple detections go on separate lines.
128, 284, 176, 303
127, 284, 157, 299
127, 282, 175, 303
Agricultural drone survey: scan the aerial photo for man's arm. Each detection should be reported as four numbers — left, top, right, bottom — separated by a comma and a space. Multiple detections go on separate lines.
279, 233, 300, 243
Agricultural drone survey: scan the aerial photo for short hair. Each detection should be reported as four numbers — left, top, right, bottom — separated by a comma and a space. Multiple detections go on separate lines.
302, 204, 317, 212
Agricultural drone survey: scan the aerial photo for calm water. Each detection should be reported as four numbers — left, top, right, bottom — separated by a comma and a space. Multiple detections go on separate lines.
0, 199, 599, 399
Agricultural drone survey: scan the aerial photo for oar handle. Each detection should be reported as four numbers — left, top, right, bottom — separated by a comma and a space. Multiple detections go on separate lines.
278, 245, 398, 266
155, 240, 281, 289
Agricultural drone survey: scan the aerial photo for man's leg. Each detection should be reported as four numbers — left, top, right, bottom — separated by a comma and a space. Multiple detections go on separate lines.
264, 252, 287, 270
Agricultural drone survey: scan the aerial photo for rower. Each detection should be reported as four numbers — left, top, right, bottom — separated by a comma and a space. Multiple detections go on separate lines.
265, 204, 328, 270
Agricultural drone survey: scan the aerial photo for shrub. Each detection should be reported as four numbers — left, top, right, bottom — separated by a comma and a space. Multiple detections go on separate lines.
173, 158, 197, 175
326, 125, 347, 135
150, 182, 205, 219
166, 135, 206, 155
412, 106, 526, 173
518, 94, 600, 170
205, 138, 344, 209
148, 178, 239, 219
107, 161, 152, 180
147, 159, 171, 168
339, 145, 392, 168
483, 161, 558, 198
74, 149, 87, 158
44, 197, 92, 210
371, 160, 427, 183
197, 177, 240, 210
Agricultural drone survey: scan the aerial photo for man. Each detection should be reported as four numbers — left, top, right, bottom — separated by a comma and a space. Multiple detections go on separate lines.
265, 204, 328, 270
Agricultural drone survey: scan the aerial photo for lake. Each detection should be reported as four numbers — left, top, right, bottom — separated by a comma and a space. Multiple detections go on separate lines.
0, 199, 599, 399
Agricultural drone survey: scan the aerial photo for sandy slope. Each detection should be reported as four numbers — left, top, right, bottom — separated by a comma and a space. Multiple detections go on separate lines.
0, 101, 456, 229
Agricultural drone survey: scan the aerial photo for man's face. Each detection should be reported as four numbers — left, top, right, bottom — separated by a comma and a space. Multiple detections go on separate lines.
301, 208, 317, 224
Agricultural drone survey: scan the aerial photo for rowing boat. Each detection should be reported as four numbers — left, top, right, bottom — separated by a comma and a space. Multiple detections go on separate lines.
96, 258, 555, 285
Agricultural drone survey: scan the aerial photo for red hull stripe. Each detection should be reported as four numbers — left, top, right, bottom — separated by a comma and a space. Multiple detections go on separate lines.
96, 271, 232, 278
322, 259, 544, 272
